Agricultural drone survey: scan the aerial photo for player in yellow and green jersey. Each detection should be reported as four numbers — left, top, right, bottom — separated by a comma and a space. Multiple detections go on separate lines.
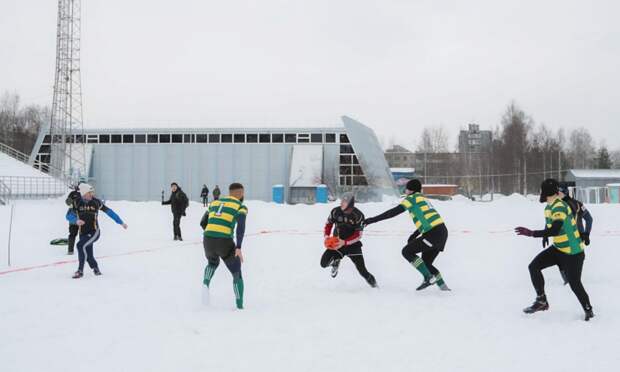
364, 179, 450, 291
515, 178, 594, 321
199, 183, 248, 309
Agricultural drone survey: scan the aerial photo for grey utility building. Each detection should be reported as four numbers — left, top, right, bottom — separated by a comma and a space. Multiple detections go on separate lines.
31, 116, 397, 203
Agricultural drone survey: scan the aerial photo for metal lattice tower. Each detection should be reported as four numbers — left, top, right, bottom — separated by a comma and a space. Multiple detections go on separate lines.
49, 0, 85, 180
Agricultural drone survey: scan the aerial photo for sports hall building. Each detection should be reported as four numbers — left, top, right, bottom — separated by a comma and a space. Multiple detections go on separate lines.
30, 116, 397, 203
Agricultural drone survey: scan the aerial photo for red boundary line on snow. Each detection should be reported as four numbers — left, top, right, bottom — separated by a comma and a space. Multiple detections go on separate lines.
3, 228, 619, 276
0, 248, 159, 276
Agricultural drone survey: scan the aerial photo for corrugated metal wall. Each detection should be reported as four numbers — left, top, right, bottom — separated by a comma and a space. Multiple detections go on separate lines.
91, 143, 341, 201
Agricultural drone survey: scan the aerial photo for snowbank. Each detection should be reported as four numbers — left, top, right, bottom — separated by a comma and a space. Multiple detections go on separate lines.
0, 152, 52, 178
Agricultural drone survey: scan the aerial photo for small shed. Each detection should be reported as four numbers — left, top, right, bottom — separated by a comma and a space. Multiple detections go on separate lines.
565, 169, 620, 188
565, 169, 620, 203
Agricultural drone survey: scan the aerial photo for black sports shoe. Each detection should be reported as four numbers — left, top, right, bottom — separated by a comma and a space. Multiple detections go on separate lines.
416, 276, 435, 291
177, 236, 183, 241
523, 295, 549, 314
68, 250, 74, 255
330, 258, 341, 278
93, 268, 102, 276
584, 306, 595, 321
173, 236, 178, 241
366, 274, 378, 288
72, 270, 83, 279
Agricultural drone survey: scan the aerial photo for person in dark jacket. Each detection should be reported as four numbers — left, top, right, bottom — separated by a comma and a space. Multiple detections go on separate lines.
65, 185, 82, 255
162, 182, 189, 241
200, 184, 209, 207
213, 185, 221, 201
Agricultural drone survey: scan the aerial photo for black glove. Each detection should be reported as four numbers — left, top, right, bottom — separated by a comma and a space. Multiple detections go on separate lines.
581, 232, 590, 246
542, 236, 549, 248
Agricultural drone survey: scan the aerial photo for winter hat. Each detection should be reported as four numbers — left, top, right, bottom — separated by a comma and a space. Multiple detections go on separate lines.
406, 179, 422, 193
539, 178, 559, 203
341, 192, 355, 210
78, 183, 94, 195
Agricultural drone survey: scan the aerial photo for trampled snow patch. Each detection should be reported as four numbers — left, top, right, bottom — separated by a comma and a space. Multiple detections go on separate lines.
1, 197, 619, 372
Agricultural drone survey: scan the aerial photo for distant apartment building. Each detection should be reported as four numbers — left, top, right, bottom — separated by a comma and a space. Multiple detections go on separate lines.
458, 123, 492, 153
384, 145, 415, 168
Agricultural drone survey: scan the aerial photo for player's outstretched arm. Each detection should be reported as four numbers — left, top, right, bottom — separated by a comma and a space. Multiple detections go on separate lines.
364, 205, 406, 226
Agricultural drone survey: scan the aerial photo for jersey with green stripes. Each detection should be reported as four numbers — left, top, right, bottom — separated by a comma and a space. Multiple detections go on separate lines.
399, 192, 444, 234
204, 196, 248, 239
545, 198, 584, 255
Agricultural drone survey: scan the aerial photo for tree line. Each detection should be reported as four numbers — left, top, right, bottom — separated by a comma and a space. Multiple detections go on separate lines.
410, 101, 619, 196
0, 91, 49, 155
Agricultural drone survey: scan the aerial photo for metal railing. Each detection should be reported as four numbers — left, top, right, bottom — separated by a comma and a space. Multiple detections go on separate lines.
0, 176, 68, 200
0, 179, 12, 205
0, 141, 75, 187
0, 142, 32, 165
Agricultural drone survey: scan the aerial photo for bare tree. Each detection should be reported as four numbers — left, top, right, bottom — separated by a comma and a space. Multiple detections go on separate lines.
0, 91, 48, 154
568, 127, 595, 169
416, 125, 449, 153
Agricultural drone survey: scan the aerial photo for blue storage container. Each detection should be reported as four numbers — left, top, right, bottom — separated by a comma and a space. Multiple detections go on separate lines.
316, 184, 328, 203
272, 185, 285, 204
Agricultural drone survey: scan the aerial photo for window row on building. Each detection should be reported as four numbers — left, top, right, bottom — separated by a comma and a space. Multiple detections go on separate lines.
338, 144, 368, 186
42, 133, 350, 145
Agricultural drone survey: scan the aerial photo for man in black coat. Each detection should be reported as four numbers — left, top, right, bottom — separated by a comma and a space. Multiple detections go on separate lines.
65, 185, 82, 255
162, 182, 189, 241
200, 184, 209, 207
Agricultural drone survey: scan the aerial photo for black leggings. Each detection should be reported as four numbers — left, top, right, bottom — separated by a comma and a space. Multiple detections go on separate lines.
68, 224, 79, 253
529, 247, 591, 310
173, 213, 182, 238
320, 242, 373, 280
401, 224, 448, 275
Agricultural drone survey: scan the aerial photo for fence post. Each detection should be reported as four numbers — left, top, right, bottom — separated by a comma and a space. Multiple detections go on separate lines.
7, 203, 15, 266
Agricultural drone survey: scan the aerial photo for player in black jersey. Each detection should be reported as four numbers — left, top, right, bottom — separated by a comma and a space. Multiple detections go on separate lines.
321, 193, 377, 288
66, 183, 128, 278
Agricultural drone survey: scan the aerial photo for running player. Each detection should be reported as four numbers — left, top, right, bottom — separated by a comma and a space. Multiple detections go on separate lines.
321, 193, 377, 288
515, 178, 594, 321
364, 179, 450, 291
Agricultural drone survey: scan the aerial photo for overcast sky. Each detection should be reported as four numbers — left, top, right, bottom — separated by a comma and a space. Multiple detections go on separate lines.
1, 0, 619, 149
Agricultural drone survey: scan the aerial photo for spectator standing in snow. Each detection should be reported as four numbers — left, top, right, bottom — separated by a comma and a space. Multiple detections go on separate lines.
65, 184, 82, 255
200, 184, 209, 207
162, 182, 189, 241
212, 185, 221, 201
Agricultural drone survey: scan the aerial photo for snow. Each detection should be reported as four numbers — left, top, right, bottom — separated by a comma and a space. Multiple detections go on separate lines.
1, 197, 620, 372
390, 167, 415, 173
0, 152, 54, 178
289, 145, 323, 187
0, 152, 68, 196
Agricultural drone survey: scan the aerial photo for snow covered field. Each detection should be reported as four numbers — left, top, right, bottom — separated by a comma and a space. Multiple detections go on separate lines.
1, 196, 619, 372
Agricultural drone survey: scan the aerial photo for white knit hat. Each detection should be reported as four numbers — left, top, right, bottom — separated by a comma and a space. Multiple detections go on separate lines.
78, 183, 94, 195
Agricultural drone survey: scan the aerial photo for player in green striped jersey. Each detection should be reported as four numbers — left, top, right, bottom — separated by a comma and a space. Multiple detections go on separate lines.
515, 178, 594, 321
199, 183, 247, 309
364, 179, 450, 291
